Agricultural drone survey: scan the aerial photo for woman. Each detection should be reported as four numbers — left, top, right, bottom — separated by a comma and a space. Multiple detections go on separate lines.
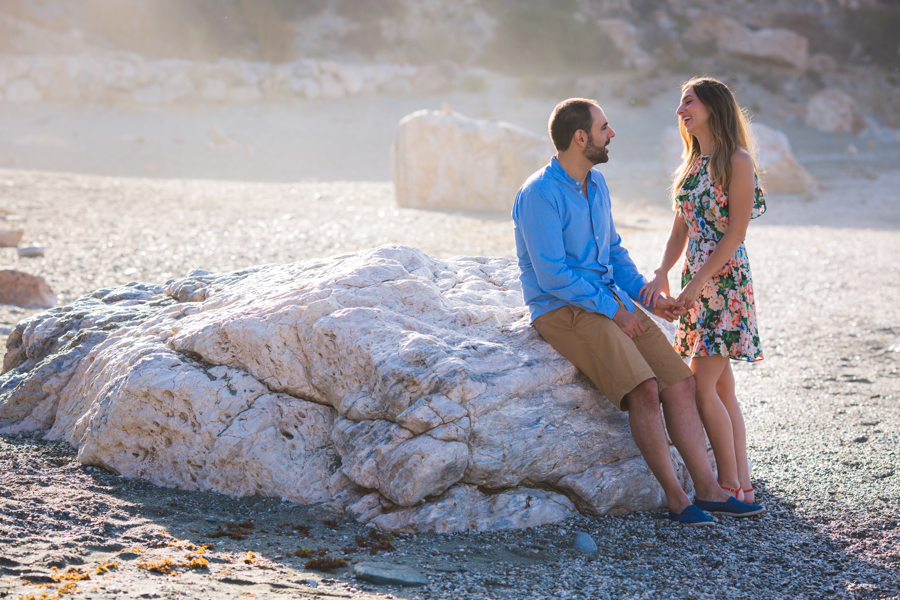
640, 77, 766, 504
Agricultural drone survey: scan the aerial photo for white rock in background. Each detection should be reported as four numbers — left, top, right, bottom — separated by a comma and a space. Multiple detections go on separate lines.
132, 84, 163, 105
752, 123, 817, 194
0, 229, 24, 247
0, 269, 56, 308
809, 53, 838, 75
720, 27, 809, 71
228, 85, 263, 103
392, 110, 553, 212
0, 246, 692, 532
323, 62, 364, 96
684, 15, 808, 71
805, 88, 866, 134
660, 124, 816, 194
161, 70, 195, 104
201, 79, 230, 102
289, 77, 321, 100
5, 79, 42, 103
319, 72, 345, 99
595, 19, 656, 73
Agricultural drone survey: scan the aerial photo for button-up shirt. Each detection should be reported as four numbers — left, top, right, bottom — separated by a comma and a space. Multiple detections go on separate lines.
512, 157, 649, 323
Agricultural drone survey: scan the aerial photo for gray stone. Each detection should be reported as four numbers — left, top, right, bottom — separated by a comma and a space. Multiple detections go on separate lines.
352, 562, 429, 587
572, 532, 598, 553
17, 245, 45, 258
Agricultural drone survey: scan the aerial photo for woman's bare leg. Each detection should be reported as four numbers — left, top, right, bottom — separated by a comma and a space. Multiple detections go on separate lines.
691, 355, 741, 496
717, 362, 753, 503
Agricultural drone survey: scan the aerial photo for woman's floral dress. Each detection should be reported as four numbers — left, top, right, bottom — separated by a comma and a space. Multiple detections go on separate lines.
674, 154, 766, 361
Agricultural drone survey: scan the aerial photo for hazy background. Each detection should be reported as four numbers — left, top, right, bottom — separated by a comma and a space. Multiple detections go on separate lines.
0, 0, 897, 193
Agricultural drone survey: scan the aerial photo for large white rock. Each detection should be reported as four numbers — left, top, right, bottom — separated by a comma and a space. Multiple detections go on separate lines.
0, 246, 692, 532
660, 124, 816, 194
752, 123, 817, 194
392, 110, 553, 213
805, 88, 866, 134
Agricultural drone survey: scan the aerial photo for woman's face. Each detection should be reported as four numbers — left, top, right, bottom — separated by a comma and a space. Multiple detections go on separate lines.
676, 87, 710, 134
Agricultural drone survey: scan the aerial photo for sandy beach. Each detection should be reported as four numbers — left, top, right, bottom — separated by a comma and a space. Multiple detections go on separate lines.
1, 83, 898, 598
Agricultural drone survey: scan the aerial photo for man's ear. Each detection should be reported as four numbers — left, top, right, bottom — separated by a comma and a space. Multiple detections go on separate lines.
573, 129, 587, 149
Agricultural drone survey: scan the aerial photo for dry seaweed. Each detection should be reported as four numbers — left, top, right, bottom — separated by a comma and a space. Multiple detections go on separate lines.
206, 519, 254, 540
303, 556, 348, 572
136, 557, 178, 575
50, 567, 90, 582
95, 562, 119, 575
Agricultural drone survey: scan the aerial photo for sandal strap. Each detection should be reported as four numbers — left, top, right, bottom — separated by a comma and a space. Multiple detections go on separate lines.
743, 488, 754, 494
720, 485, 740, 495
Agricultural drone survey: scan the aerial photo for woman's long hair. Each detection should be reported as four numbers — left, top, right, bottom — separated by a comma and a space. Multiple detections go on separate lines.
670, 77, 759, 204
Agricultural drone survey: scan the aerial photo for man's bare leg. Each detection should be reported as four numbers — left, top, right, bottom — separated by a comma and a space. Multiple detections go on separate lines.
658, 375, 731, 504
626, 378, 693, 513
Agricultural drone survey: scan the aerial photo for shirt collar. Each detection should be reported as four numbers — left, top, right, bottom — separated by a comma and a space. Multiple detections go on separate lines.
548, 156, 599, 192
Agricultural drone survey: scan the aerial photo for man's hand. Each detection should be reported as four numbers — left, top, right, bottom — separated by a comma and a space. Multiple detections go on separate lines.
612, 304, 646, 339
653, 296, 686, 322
638, 271, 670, 309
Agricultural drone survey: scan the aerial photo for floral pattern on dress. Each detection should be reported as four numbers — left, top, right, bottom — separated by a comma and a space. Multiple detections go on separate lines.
674, 154, 766, 361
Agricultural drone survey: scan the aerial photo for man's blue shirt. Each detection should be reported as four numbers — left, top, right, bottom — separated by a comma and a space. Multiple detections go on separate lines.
512, 157, 649, 323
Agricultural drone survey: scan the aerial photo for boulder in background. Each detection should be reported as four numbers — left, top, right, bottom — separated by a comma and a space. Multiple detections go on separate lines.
0, 270, 56, 308
806, 88, 866, 134
392, 109, 553, 213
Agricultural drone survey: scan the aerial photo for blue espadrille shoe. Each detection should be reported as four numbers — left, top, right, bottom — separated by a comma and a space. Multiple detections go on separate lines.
667, 505, 715, 526
694, 496, 765, 517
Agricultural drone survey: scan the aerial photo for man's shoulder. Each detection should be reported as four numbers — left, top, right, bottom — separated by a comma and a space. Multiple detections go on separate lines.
517, 164, 564, 203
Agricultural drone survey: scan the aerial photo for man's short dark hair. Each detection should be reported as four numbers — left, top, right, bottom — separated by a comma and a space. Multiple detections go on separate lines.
548, 98, 598, 151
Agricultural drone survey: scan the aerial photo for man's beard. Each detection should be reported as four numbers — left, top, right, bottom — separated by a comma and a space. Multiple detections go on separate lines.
583, 133, 609, 164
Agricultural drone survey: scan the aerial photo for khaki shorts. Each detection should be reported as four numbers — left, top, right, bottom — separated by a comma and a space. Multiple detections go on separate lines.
533, 301, 693, 410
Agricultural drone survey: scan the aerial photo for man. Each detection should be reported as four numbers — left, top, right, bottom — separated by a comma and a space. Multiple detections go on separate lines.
512, 98, 763, 525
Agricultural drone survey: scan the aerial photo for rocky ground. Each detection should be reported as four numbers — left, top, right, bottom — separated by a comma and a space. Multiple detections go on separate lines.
1, 129, 899, 598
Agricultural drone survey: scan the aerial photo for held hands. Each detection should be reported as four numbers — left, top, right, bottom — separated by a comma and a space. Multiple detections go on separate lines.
675, 279, 703, 311
638, 272, 670, 309
653, 296, 687, 322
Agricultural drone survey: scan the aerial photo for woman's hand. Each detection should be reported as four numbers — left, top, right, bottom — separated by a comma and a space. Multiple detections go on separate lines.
639, 271, 670, 309
676, 278, 703, 310
653, 296, 686, 322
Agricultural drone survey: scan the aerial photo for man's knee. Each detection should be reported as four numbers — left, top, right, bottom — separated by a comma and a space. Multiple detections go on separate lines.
623, 378, 659, 411
661, 375, 698, 410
